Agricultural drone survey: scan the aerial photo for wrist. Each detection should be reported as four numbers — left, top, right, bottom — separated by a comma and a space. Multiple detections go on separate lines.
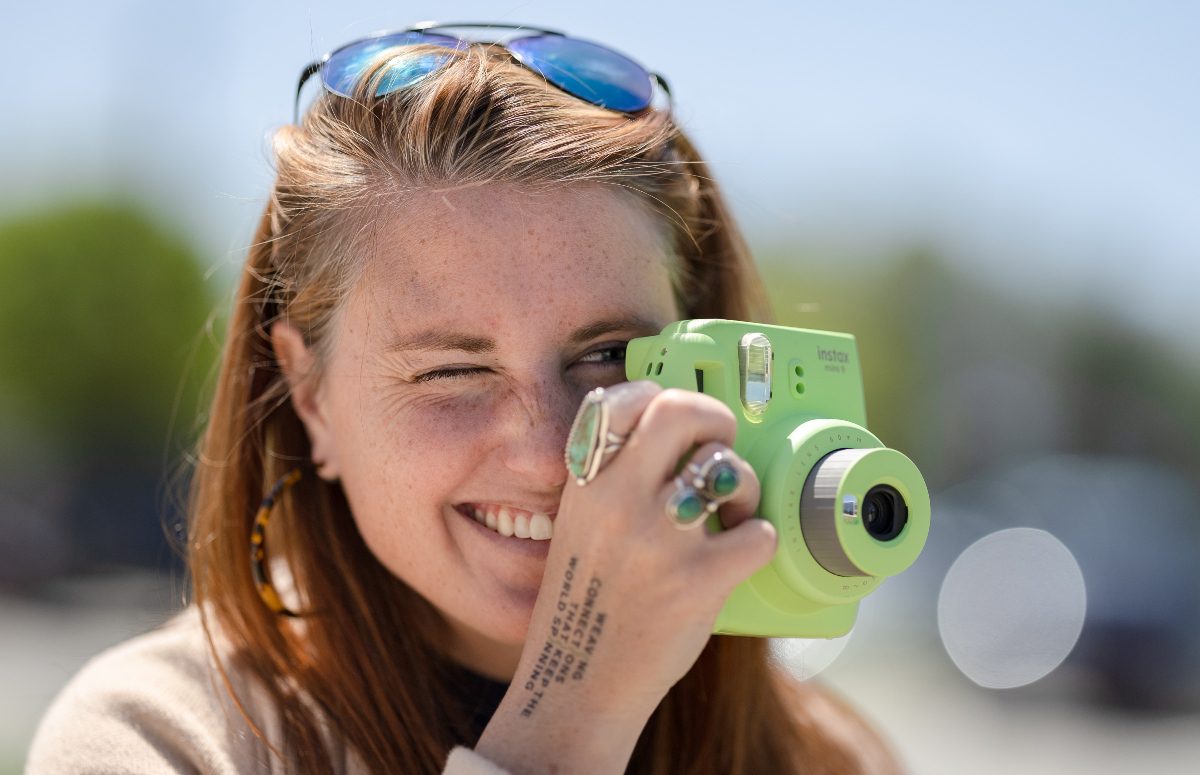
474, 686, 652, 775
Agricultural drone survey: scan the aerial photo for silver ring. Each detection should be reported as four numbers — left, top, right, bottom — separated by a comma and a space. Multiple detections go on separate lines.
683, 450, 742, 502
565, 387, 630, 486
664, 476, 714, 530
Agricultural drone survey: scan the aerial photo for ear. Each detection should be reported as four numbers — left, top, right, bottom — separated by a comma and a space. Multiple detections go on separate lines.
270, 322, 340, 481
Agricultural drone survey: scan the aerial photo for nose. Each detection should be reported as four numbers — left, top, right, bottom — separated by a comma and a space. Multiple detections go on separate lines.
498, 374, 578, 489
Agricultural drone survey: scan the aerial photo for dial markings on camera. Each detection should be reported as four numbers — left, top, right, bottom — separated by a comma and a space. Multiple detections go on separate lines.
520, 555, 608, 718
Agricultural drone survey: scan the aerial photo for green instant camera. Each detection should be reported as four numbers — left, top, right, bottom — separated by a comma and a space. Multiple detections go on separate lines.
625, 319, 931, 638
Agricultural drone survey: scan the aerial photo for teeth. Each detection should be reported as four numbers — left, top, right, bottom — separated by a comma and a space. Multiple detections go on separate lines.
530, 513, 553, 540
464, 504, 554, 541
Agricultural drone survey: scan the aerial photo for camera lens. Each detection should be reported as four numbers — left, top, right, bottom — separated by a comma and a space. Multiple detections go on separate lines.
862, 485, 907, 542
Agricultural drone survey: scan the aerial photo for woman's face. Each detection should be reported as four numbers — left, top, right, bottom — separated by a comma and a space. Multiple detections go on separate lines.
276, 182, 682, 676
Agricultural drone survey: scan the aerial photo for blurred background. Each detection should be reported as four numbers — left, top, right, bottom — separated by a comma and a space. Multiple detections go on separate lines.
2, 1, 1197, 772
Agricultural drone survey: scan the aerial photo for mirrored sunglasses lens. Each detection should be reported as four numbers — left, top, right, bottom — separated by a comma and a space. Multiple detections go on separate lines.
323, 32, 465, 98
506, 35, 653, 112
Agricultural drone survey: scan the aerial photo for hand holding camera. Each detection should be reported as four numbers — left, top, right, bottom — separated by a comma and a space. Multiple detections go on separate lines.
626, 318, 932, 637
478, 377, 777, 772
477, 319, 930, 772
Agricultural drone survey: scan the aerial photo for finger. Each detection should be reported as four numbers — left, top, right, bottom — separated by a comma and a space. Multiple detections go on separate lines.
677, 442, 761, 530
582, 379, 662, 439
620, 389, 739, 488
657, 474, 715, 533
564, 380, 661, 489
699, 517, 778, 593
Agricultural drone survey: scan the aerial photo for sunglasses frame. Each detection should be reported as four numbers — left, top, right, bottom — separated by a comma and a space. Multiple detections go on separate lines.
293, 20, 672, 124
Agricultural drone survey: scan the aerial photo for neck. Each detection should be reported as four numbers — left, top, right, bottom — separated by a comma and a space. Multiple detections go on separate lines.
442, 618, 522, 682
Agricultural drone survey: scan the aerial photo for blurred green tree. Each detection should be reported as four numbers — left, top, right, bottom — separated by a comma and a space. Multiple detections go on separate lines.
757, 245, 1200, 493
0, 201, 218, 458
0, 200, 220, 575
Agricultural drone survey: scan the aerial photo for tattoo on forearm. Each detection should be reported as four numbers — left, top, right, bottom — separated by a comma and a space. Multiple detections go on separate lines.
519, 555, 607, 718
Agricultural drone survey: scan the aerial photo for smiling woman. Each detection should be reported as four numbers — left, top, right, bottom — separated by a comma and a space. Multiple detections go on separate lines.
271, 182, 685, 666
27, 21, 900, 775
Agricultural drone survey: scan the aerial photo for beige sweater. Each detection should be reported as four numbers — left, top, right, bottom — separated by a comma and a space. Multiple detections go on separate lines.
25, 605, 508, 774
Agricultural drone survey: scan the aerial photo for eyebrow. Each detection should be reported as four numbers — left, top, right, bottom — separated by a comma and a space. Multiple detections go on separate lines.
383, 314, 666, 354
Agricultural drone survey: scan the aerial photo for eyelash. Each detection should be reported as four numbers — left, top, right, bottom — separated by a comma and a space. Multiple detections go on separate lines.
414, 344, 628, 383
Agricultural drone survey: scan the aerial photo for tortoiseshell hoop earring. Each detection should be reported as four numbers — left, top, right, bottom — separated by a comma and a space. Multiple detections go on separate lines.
251, 467, 303, 617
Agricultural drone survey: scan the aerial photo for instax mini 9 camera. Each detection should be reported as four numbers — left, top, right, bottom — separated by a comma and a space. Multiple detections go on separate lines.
625, 319, 931, 638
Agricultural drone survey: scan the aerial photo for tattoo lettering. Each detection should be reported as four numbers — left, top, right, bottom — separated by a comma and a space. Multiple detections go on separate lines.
519, 556, 608, 718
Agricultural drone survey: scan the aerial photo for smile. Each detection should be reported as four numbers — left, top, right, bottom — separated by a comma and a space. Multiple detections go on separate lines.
457, 503, 555, 541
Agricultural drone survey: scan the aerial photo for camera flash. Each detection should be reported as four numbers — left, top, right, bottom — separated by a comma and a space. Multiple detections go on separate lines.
739, 332, 772, 420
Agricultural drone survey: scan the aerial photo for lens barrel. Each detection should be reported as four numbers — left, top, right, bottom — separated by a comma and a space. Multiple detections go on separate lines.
862, 484, 908, 542
798, 447, 923, 577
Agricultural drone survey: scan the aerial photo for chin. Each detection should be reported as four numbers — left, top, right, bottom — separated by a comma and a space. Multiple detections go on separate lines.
476, 588, 539, 646
447, 585, 539, 640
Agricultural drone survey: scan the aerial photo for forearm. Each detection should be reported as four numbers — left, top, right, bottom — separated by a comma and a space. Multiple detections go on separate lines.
472, 690, 652, 775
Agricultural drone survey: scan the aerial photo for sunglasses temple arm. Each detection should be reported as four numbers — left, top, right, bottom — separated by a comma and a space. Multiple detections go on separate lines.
652, 73, 674, 112
294, 61, 322, 125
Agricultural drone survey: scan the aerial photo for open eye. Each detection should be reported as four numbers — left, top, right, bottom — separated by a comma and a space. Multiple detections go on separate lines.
578, 344, 627, 365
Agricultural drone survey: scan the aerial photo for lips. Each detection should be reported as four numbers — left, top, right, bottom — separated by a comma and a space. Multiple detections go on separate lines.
456, 503, 556, 540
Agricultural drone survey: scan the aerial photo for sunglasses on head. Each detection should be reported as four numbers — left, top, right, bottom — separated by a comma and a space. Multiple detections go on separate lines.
293, 21, 672, 124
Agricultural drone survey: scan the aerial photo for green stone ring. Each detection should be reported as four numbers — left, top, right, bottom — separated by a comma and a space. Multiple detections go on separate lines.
685, 450, 742, 502
665, 476, 711, 529
565, 387, 630, 486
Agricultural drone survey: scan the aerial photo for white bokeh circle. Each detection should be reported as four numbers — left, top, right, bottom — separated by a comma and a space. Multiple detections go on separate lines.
769, 629, 854, 681
938, 527, 1086, 689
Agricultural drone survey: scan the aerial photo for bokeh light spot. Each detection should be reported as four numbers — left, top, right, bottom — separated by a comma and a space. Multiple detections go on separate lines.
938, 527, 1086, 689
770, 629, 854, 681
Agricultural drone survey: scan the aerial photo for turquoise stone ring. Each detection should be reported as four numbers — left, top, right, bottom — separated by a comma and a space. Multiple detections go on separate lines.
565, 387, 629, 486
686, 450, 742, 502
665, 477, 711, 529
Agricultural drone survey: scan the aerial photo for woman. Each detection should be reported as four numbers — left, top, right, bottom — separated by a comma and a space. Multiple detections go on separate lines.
28, 22, 900, 774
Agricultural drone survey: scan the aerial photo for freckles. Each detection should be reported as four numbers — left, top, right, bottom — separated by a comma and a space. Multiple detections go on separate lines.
376, 388, 498, 444
406, 399, 495, 441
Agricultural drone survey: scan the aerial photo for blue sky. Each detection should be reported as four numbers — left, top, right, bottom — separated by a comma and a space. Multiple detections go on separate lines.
5, 1, 1198, 353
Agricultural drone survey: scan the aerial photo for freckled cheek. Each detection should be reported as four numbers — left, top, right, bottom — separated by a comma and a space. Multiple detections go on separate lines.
338, 396, 502, 543
404, 393, 500, 440
351, 392, 501, 470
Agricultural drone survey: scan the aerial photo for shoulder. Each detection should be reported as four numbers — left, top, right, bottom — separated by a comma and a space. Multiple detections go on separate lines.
777, 673, 906, 775
25, 605, 277, 775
